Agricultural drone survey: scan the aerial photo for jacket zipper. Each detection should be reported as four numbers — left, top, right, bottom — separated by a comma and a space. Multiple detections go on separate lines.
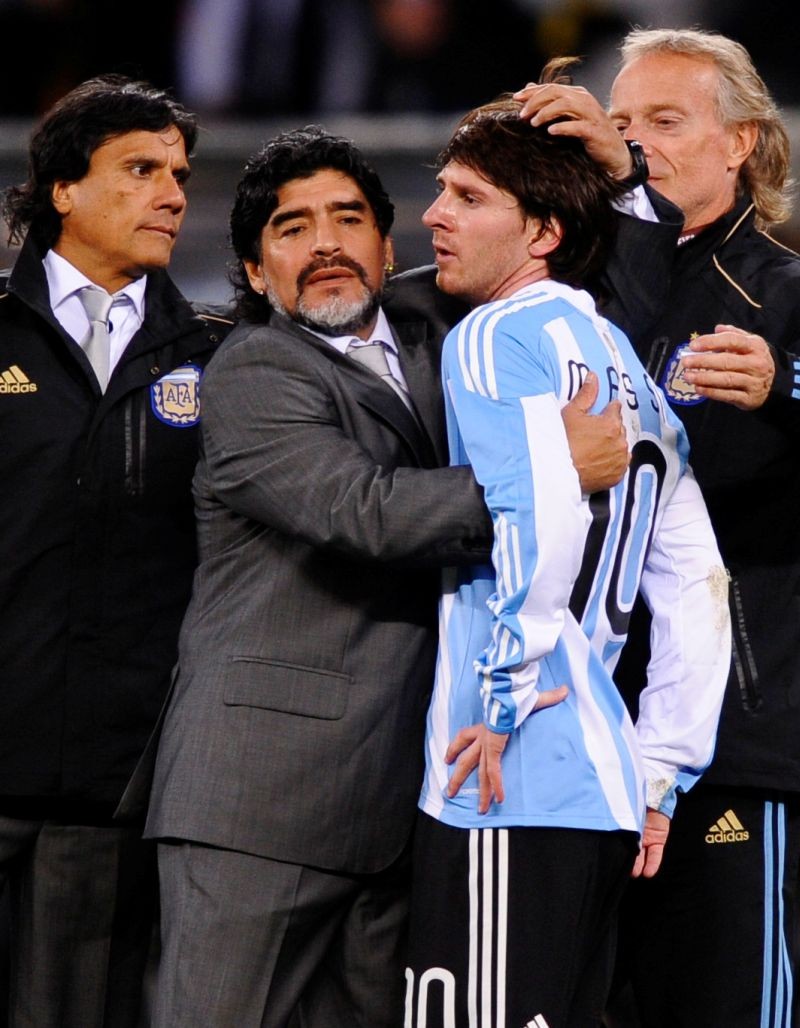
646, 336, 673, 383
730, 575, 761, 712
123, 393, 147, 497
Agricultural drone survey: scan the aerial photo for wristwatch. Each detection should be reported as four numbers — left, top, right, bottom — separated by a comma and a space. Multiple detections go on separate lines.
621, 139, 649, 189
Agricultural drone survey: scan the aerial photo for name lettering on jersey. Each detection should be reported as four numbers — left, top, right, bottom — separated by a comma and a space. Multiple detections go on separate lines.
566, 359, 657, 413
567, 359, 591, 398
607, 366, 639, 410
643, 375, 661, 414
0, 364, 37, 394
151, 363, 202, 427
660, 337, 706, 406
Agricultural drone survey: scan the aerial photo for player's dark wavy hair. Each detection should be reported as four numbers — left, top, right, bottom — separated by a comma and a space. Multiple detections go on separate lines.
437, 62, 628, 292
229, 125, 395, 322
3, 74, 197, 250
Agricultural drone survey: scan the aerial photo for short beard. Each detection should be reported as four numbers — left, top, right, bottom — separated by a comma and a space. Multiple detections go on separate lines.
296, 288, 382, 336
266, 256, 383, 336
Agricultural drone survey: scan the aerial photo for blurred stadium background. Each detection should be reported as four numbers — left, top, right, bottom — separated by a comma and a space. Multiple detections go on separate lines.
2, 0, 800, 304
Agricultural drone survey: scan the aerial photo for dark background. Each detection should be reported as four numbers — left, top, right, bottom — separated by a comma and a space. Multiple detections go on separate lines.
1, 0, 799, 303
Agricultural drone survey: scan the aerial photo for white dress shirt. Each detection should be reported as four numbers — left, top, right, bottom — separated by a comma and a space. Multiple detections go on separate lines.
43, 250, 147, 377
307, 307, 410, 392
616, 184, 658, 222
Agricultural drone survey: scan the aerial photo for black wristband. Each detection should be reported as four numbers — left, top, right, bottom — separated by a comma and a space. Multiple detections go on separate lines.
621, 139, 649, 189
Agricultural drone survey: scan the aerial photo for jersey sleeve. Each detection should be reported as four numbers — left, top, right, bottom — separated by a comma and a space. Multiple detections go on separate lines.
635, 468, 731, 816
442, 314, 591, 734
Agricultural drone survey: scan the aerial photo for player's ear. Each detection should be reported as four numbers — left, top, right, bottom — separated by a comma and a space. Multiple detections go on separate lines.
528, 215, 562, 259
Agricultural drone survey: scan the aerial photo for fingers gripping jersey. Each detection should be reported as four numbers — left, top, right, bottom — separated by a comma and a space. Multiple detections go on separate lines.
420, 281, 730, 833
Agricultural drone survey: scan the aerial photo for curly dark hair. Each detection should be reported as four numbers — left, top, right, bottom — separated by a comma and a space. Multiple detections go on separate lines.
436, 93, 629, 291
229, 126, 394, 322
3, 74, 197, 249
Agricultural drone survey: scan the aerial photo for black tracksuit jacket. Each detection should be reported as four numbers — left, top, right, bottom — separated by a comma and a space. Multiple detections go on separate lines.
0, 234, 233, 814
616, 195, 800, 793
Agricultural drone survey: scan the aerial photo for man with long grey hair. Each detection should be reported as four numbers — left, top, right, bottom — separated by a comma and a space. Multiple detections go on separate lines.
519, 27, 800, 1027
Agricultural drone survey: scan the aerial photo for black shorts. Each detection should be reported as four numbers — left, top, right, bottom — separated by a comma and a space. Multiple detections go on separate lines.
613, 784, 800, 1028
405, 812, 637, 1028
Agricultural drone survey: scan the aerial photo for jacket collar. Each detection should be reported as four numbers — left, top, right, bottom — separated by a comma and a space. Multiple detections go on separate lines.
675, 195, 767, 312
4, 232, 216, 411
7, 231, 204, 355
677, 195, 755, 258
269, 310, 441, 468
6, 231, 65, 328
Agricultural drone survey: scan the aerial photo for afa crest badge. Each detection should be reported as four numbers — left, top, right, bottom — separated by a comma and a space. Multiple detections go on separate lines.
151, 364, 202, 427
659, 341, 706, 406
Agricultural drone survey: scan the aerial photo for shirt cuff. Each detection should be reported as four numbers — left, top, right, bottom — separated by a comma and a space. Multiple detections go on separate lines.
646, 775, 677, 817
770, 344, 800, 399
613, 185, 658, 223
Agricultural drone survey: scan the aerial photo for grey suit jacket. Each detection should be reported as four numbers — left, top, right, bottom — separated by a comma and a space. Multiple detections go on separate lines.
145, 303, 490, 873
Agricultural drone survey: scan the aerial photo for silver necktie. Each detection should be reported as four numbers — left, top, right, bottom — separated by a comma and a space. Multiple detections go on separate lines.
346, 340, 416, 416
77, 286, 114, 391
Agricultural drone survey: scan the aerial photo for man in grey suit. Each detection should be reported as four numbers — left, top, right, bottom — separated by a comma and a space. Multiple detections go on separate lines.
143, 126, 634, 1027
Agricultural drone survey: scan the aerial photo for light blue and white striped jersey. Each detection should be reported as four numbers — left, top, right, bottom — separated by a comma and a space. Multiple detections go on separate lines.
420, 280, 730, 834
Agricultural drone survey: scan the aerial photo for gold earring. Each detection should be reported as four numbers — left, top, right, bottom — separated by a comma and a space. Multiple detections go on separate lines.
384, 262, 396, 274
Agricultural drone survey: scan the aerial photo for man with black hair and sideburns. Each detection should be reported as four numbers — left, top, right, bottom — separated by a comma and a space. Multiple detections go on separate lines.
0, 74, 233, 1026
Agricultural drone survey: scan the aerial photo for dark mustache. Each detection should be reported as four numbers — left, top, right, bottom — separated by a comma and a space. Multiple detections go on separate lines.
297, 256, 369, 292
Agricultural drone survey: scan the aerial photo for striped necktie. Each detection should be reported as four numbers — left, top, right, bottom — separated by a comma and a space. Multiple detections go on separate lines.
346, 340, 416, 416
77, 285, 114, 391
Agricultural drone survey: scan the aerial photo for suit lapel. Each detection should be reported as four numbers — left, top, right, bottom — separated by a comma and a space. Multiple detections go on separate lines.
275, 314, 439, 468
345, 356, 438, 467
392, 320, 448, 466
